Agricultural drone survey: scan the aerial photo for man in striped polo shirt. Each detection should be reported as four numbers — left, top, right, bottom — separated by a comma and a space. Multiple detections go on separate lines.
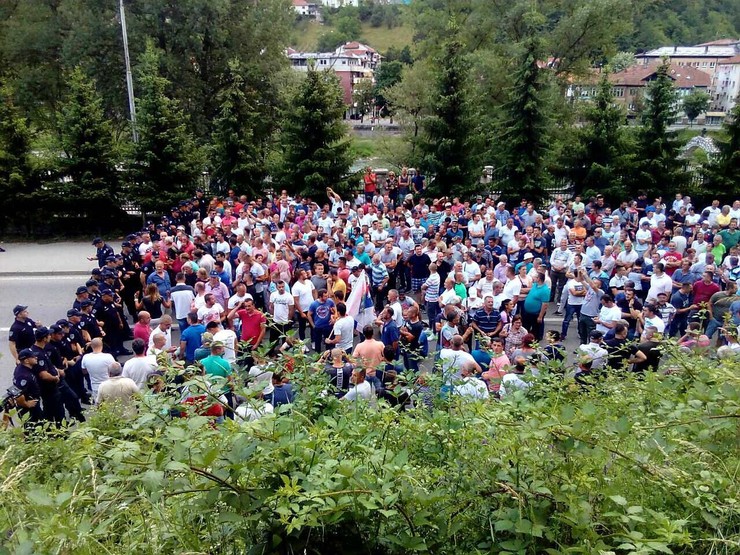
370, 254, 390, 312
421, 263, 441, 328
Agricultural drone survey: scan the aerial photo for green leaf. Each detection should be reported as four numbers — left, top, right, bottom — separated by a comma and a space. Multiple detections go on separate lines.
609, 495, 628, 506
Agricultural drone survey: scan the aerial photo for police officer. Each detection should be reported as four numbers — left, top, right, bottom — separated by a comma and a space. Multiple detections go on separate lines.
96, 288, 129, 357
12, 349, 43, 424
86, 279, 101, 307
8, 305, 37, 363
101, 270, 132, 339
30, 327, 65, 424
64, 312, 92, 402
89, 237, 115, 268
47, 325, 85, 421
120, 240, 142, 322
79, 301, 104, 343
72, 286, 90, 310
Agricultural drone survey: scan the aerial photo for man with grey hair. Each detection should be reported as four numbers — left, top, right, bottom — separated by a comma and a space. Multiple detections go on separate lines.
96, 361, 139, 414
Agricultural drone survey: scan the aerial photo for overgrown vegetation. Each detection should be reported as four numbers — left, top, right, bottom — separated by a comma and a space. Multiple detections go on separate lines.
1, 346, 738, 554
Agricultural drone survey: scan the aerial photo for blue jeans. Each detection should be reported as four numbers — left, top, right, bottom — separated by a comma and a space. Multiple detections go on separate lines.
561, 304, 581, 338
426, 300, 441, 329
705, 317, 723, 339
177, 318, 189, 332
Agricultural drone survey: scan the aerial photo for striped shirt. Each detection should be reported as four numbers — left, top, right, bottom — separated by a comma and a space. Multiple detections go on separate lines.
370, 262, 389, 287
423, 273, 441, 302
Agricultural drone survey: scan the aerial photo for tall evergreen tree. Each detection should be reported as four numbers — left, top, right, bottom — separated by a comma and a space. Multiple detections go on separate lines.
279, 64, 351, 196
568, 74, 636, 200
0, 84, 39, 230
635, 60, 686, 197
498, 35, 553, 205
131, 43, 203, 216
705, 103, 740, 197
54, 67, 121, 222
420, 29, 477, 196
211, 59, 266, 197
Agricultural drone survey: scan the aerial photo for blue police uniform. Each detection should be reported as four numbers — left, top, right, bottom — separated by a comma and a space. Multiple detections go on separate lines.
12, 363, 43, 422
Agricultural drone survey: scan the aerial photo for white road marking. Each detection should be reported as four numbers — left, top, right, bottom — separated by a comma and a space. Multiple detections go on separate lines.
0, 275, 84, 281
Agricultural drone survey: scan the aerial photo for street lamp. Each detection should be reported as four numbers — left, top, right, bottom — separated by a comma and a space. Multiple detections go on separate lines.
119, 0, 138, 143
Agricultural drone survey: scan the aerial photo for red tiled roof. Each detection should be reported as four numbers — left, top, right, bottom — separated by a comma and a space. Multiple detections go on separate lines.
293, 0, 309, 6
609, 63, 711, 88
719, 54, 740, 65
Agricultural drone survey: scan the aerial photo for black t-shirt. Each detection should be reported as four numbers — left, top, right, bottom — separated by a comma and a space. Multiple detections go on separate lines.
408, 253, 431, 279
9, 318, 36, 351
605, 337, 636, 369
403, 320, 424, 350
634, 341, 661, 373
616, 297, 642, 331
324, 363, 354, 394
30, 344, 58, 394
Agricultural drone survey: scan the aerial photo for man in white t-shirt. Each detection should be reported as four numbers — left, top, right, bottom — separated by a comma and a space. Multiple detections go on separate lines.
210, 321, 238, 365
292, 269, 317, 341
170, 273, 195, 329
593, 295, 622, 335
452, 361, 489, 400
81, 338, 116, 399
646, 262, 673, 302
439, 335, 479, 379
326, 302, 355, 353
197, 293, 225, 325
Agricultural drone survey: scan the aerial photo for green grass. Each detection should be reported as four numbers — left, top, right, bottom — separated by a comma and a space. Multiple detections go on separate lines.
290, 20, 413, 53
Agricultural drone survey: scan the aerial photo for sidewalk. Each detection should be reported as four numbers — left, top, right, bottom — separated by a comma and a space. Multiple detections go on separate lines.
0, 242, 94, 275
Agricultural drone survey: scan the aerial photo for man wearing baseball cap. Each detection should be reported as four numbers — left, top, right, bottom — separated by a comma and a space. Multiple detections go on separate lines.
9, 305, 37, 364
29, 327, 65, 423
12, 349, 43, 423
96, 289, 130, 358
88, 237, 115, 268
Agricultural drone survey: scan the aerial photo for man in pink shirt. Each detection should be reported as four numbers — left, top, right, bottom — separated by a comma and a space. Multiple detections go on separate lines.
133, 311, 151, 344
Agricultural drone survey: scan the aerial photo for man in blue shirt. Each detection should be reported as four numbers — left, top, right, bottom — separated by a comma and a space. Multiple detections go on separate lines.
179, 312, 206, 364
522, 272, 551, 341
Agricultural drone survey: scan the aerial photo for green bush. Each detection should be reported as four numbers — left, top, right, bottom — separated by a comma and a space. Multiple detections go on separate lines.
0, 347, 738, 554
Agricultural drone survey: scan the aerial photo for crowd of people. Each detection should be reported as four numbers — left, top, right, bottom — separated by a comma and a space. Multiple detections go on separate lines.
8, 170, 740, 424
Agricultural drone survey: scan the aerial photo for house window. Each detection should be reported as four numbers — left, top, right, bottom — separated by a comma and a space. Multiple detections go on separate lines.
614, 87, 624, 97
710, 62, 716, 68
629, 88, 637, 96
628, 103, 635, 111
701, 62, 707, 67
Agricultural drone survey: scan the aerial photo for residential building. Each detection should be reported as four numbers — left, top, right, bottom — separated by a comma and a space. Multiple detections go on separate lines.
292, 0, 319, 18
635, 42, 740, 83
287, 44, 375, 114
320, 0, 359, 7
711, 55, 740, 114
568, 63, 711, 119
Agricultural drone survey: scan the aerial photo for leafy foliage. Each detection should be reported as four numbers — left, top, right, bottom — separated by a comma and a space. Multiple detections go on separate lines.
1, 344, 739, 553
278, 64, 352, 196
129, 43, 204, 216
682, 91, 711, 126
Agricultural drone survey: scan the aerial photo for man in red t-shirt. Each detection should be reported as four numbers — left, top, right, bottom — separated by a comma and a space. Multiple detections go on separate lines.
661, 242, 683, 277
692, 271, 720, 310
234, 298, 266, 350
363, 167, 376, 202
